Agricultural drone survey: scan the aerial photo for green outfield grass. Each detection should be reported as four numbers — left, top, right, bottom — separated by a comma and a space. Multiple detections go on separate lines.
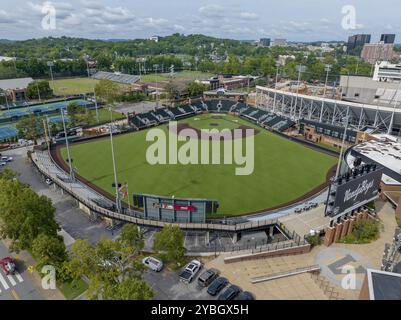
61, 114, 336, 217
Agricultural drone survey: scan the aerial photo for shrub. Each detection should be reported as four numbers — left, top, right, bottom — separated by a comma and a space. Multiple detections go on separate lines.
341, 219, 380, 244
305, 234, 321, 246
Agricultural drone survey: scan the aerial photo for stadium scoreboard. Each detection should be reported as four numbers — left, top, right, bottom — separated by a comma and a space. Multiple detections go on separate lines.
133, 193, 218, 223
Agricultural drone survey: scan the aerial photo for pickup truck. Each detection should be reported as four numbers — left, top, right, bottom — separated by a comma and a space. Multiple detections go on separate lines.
179, 260, 202, 283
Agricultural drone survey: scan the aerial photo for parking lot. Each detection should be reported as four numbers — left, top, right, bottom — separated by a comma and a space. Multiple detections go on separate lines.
144, 268, 218, 300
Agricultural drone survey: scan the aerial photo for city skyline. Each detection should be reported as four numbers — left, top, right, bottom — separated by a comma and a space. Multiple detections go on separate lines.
0, 0, 401, 42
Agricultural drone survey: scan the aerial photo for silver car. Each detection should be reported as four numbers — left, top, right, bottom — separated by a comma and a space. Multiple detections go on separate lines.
142, 256, 163, 272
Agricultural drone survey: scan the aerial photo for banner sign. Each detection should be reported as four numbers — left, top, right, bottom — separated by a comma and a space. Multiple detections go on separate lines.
152, 203, 197, 212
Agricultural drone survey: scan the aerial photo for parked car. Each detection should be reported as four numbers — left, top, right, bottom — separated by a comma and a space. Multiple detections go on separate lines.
0, 257, 16, 275
179, 260, 202, 283
45, 178, 53, 185
1, 156, 12, 162
207, 277, 228, 296
0, 161, 6, 167
142, 256, 163, 272
197, 268, 219, 287
218, 285, 241, 300
236, 291, 255, 300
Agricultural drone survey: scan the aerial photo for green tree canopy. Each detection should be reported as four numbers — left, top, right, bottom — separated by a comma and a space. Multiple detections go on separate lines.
153, 225, 186, 269
67, 224, 152, 300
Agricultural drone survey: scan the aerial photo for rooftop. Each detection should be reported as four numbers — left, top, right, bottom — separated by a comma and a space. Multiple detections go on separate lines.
352, 138, 401, 185
0, 77, 34, 90
367, 269, 401, 300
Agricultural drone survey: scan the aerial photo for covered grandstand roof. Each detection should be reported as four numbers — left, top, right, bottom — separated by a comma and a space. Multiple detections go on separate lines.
0, 77, 33, 90
92, 71, 140, 85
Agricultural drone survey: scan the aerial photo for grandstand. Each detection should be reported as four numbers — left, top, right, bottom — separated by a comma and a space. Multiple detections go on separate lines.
0, 126, 17, 141
92, 71, 140, 85
128, 99, 296, 133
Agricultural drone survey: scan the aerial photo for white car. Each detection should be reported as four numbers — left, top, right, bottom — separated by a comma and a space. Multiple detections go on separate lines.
179, 260, 202, 283
142, 256, 163, 272
0, 156, 12, 162
0, 161, 7, 167
45, 178, 53, 185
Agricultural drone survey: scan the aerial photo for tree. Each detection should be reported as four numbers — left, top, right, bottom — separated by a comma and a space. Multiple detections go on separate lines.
186, 82, 209, 97
31, 233, 68, 273
16, 115, 43, 144
0, 178, 60, 252
67, 225, 152, 300
95, 79, 119, 104
153, 225, 186, 269
26, 80, 53, 100
66, 101, 94, 127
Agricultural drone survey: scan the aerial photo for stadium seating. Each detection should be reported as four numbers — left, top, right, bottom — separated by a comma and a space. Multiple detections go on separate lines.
205, 100, 219, 111
220, 100, 235, 112
92, 71, 140, 85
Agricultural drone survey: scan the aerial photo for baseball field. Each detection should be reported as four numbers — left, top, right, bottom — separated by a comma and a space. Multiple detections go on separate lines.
60, 113, 336, 217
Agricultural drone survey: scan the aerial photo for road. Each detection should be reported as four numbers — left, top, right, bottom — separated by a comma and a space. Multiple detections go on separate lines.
0, 241, 43, 300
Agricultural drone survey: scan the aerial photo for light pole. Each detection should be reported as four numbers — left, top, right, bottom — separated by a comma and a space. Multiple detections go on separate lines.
93, 90, 99, 123
273, 61, 280, 113
61, 108, 75, 182
36, 82, 41, 102
109, 106, 121, 213
154, 64, 159, 107
319, 64, 332, 122
47, 61, 55, 92
335, 115, 349, 180
387, 80, 401, 135
294, 65, 306, 119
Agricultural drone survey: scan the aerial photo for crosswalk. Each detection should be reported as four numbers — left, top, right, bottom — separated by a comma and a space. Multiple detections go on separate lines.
0, 270, 24, 293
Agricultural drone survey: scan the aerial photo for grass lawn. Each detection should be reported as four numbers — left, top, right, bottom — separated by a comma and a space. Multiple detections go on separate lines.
89, 108, 126, 124
50, 78, 99, 95
61, 114, 336, 217
58, 278, 88, 300
140, 71, 214, 83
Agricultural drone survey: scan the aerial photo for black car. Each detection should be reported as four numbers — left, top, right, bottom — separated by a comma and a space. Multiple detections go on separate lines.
198, 268, 219, 287
207, 277, 228, 296
218, 285, 241, 300
236, 291, 255, 300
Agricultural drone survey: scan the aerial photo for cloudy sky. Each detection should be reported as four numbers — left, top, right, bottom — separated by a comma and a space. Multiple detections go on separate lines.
0, 0, 400, 42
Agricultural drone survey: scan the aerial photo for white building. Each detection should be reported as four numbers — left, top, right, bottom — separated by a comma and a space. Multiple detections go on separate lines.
149, 35, 160, 42
373, 61, 401, 83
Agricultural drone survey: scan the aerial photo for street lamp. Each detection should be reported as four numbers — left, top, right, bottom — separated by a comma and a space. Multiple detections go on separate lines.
154, 64, 159, 107
319, 64, 332, 122
294, 65, 306, 119
272, 61, 280, 113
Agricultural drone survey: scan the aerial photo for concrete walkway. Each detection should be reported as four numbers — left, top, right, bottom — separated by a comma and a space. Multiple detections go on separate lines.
204, 200, 398, 300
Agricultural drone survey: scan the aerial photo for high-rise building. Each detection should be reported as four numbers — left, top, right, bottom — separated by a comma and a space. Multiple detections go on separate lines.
361, 42, 395, 64
347, 34, 371, 53
272, 38, 287, 47
259, 38, 271, 47
380, 34, 396, 44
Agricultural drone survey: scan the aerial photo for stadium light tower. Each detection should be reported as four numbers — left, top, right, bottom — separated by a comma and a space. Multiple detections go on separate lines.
319, 64, 332, 122
108, 106, 122, 213
387, 80, 401, 135
294, 65, 306, 119
47, 61, 55, 91
335, 115, 350, 180
272, 61, 280, 113
60, 108, 75, 182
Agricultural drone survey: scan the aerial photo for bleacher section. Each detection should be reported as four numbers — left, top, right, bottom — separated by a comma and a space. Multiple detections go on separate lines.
129, 101, 295, 133
92, 71, 140, 85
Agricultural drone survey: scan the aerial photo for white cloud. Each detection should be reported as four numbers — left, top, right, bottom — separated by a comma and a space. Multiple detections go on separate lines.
239, 12, 259, 20
198, 4, 224, 18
